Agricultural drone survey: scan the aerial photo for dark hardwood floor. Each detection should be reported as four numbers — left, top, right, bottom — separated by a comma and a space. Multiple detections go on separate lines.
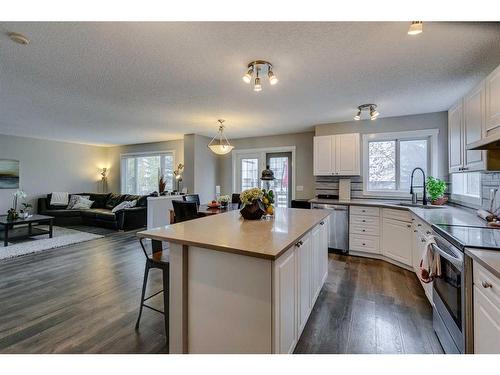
0, 231, 442, 354
294, 253, 443, 354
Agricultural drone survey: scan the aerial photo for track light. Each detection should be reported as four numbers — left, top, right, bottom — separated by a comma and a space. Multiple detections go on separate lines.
242, 66, 253, 84
408, 21, 423, 35
243, 60, 277, 92
354, 104, 380, 121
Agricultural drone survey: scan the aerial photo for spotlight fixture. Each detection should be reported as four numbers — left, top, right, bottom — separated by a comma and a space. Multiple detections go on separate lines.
242, 60, 278, 91
8, 32, 29, 45
408, 21, 423, 35
353, 104, 380, 121
208, 119, 235, 155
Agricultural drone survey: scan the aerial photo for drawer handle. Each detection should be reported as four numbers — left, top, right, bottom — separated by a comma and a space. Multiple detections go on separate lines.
426, 231, 432, 235
362, 210, 366, 212
296, 240, 303, 247
362, 243, 366, 246
414, 230, 417, 233
362, 219, 366, 222
320, 221, 325, 225
362, 229, 366, 232
421, 238, 426, 243
407, 224, 411, 228
482, 281, 493, 289
418, 224, 422, 227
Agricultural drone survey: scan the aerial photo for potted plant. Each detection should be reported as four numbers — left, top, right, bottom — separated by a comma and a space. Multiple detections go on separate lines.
217, 195, 231, 208
20, 202, 33, 218
239, 188, 266, 220
426, 176, 448, 205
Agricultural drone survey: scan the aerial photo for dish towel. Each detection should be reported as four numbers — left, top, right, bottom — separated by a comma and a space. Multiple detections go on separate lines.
419, 236, 441, 283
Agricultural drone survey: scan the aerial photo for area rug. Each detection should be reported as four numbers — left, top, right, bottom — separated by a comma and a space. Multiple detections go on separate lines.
0, 226, 103, 261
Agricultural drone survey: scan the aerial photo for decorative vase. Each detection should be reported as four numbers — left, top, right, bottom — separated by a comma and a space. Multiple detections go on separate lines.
7, 209, 18, 221
240, 200, 266, 220
431, 196, 448, 206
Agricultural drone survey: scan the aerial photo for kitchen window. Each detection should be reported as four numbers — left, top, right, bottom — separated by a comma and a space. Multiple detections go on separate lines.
362, 129, 438, 196
451, 172, 481, 206
121, 151, 175, 195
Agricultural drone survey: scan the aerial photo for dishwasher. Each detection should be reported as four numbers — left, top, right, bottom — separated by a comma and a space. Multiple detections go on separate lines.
311, 203, 349, 253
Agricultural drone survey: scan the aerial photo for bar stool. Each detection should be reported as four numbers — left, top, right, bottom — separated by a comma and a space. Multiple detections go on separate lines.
135, 238, 169, 347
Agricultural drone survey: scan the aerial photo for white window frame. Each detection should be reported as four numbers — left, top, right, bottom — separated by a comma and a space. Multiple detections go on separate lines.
450, 172, 482, 207
362, 129, 439, 197
120, 150, 176, 194
231, 146, 296, 200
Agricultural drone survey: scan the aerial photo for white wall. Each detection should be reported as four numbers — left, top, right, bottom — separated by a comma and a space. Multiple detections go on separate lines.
0, 134, 108, 213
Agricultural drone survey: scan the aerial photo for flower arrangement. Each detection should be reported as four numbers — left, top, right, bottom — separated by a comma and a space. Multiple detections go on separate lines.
7, 189, 27, 220
217, 195, 231, 207
240, 188, 264, 206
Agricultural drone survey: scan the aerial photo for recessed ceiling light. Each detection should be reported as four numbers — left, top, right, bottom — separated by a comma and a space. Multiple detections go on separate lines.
408, 21, 423, 36
8, 32, 30, 45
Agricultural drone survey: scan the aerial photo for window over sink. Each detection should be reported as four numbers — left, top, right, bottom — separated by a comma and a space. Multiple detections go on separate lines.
362, 129, 439, 196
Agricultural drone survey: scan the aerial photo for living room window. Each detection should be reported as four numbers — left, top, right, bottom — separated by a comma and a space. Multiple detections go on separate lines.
362, 129, 439, 196
120, 152, 175, 195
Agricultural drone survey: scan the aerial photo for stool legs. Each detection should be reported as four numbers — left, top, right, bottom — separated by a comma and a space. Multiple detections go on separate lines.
135, 262, 150, 329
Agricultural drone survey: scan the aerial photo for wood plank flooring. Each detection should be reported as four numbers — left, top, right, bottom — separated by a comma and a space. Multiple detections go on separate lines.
0, 231, 442, 353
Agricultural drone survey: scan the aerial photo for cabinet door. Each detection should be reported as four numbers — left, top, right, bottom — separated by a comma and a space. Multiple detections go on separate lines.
381, 218, 412, 266
474, 286, 500, 353
464, 83, 486, 171
310, 226, 321, 303
274, 248, 297, 354
485, 65, 500, 135
411, 225, 421, 272
335, 133, 360, 175
313, 136, 334, 176
296, 234, 311, 334
448, 102, 463, 173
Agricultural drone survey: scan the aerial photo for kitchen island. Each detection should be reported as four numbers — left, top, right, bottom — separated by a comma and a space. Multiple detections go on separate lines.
137, 207, 331, 354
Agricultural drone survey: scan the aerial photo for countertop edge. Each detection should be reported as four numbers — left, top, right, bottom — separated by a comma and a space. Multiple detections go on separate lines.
465, 248, 500, 280
137, 210, 331, 261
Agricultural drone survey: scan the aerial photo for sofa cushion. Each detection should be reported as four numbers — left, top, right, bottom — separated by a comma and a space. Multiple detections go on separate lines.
41, 209, 83, 218
85, 193, 110, 209
91, 208, 117, 221
105, 193, 123, 210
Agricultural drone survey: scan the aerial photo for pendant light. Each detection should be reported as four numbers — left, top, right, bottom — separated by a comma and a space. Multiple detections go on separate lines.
208, 119, 234, 155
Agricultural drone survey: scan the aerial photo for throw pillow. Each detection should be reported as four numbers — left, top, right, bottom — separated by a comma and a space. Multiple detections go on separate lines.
50, 192, 69, 206
71, 197, 94, 210
111, 200, 135, 213
67, 195, 90, 209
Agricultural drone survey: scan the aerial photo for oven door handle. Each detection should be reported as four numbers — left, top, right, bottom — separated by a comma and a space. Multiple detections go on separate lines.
431, 243, 464, 270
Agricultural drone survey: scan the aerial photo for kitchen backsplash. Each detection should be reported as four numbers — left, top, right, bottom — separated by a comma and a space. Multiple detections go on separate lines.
315, 176, 364, 198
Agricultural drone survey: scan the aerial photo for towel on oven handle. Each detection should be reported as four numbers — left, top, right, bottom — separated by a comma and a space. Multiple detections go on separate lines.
419, 236, 441, 283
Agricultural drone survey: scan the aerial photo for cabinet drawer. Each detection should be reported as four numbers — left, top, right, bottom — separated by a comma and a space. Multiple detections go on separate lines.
349, 234, 380, 254
474, 262, 500, 307
350, 223, 379, 236
350, 206, 380, 217
382, 208, 412, 222
350, 215, 379, 227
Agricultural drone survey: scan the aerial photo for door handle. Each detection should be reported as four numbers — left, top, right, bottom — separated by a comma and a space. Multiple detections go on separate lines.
482, 281, 493, 289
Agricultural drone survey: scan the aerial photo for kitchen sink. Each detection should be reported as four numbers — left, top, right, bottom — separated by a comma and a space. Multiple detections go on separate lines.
396, 202, 445, 209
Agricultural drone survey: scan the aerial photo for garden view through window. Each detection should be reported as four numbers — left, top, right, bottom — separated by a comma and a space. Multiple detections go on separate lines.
121, 152, 174, 195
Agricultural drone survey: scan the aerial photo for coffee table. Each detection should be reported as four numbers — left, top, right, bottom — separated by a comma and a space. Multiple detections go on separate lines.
0, 214, 54, 247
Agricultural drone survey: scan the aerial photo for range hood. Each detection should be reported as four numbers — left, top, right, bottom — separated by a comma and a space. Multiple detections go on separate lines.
467, 134, 500, 150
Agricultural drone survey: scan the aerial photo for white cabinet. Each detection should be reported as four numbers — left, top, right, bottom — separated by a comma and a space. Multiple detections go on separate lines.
313, 136, 334, 176
485, 65, 500, 135
274, 247, 297, 354
313, 133, 360, 176
296, 233, 311, 334
349, 205, 381, 255
448, 101, 464, 173
382, 217, 412, 266
463, 83, 486, 170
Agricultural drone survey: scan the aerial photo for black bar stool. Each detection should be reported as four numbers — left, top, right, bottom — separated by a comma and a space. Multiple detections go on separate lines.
136, 238, 169, 347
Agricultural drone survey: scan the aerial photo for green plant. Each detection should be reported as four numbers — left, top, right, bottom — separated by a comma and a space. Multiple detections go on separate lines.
426, 176, 447, 201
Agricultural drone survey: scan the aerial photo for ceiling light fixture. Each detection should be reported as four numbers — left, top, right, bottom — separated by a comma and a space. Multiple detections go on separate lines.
408, 21, 423, 35
353, 104, 380, 121
8, 32, 30, 45
208, 119, 234, 155
242, 60, 277, 92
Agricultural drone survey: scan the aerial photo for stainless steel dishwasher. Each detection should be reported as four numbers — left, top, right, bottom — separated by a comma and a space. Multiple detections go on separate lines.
311, 203, 349, 253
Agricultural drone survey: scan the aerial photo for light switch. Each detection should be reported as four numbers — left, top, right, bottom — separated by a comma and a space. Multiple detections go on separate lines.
296, 185, 304, 192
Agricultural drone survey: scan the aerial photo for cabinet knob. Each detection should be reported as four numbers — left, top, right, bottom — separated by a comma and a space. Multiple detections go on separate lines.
421, 238, 426, 243
407, 224, 411, 228
362, 229, 366, 232
320, 221, 325, 225
482, 281, 493, 289
418, 224, 422, 227
414, 230, 417, 233
362, 243, 366, 246
362, 219, 366, 222
426, 231, 432, 235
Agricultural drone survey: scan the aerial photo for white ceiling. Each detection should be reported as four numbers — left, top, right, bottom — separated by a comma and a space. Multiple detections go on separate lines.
0, 22, 499, 146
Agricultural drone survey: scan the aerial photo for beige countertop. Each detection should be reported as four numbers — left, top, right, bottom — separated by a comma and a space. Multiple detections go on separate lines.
137, 207, 331, 260
466, 248, 500, 279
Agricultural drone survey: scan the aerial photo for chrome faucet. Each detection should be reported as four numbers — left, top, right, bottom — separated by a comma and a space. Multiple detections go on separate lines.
410, 167, 427, 205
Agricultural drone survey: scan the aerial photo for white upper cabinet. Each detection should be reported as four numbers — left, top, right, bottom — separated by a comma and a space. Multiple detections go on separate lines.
313, 133, 360, 176
448, 101, 464, 173
313, 135, 334, 175
485, 65, 500, 135
464, 83, 486, 171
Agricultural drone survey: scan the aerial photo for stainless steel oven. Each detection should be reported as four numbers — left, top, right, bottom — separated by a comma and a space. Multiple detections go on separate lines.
431, 233, 466, 353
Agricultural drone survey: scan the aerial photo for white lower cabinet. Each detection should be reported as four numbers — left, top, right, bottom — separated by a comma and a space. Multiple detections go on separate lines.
381, 217, 413, 266
273, 221, 328, 353
473, 261, 500, 353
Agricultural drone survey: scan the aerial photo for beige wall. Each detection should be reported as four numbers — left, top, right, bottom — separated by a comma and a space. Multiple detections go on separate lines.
315, 111, 449, 179
106, 139, 184, 193
0, 134, 108, 213
218, 132, 315, 199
